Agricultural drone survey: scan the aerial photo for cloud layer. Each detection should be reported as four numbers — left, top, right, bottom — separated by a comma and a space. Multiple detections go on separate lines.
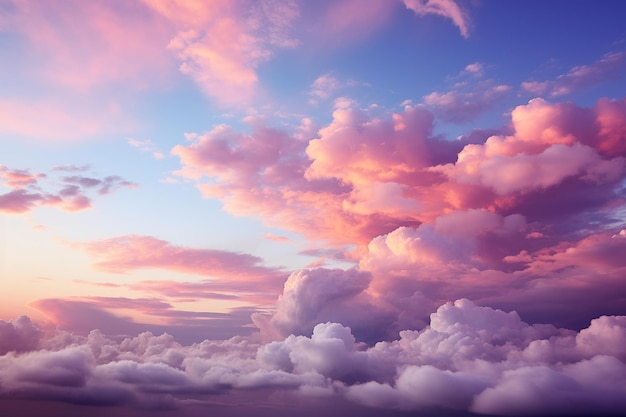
2, 299, 625, 415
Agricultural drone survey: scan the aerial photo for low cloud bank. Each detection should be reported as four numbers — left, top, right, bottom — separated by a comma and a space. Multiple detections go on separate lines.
2, 299, 625, 415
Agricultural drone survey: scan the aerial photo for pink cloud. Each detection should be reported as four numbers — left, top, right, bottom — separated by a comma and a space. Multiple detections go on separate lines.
265, 233, 290, 243
4, 0, 175, 91
432, 98, 626, 198
443, 142, 622, 195
595, 97, 626, 158
172, 113, 433, 246
128, 280, 241, 301
150, 0, 299, 106
4, 0, 300, 108
403, 0, 471, 38
173, 96, 626, 249
305, 105, 435, 185
75, 235, 287, 305
77, 234, 283, 277
520, 80, 549, 95
168, 95, 626, 338
0, 189, 48, 214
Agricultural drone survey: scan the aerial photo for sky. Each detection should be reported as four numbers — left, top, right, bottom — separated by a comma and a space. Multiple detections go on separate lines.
1, 0, 626, 416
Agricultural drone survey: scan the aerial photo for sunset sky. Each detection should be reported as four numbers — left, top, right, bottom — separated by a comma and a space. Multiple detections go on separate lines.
2, 0, 626, 416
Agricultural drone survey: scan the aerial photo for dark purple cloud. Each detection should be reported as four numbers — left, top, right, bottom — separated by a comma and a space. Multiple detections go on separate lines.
0, 316, 42, 354
0, 165, 136, 214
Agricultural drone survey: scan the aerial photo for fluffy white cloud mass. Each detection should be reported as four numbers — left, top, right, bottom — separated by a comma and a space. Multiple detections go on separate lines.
1, 299, 625, 415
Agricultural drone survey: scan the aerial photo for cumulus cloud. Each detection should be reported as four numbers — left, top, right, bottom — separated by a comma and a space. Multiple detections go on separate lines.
171, 110, 445, 245
361, 226, 626, 331
172, 96, 626, 264
0, 165, 136, 214
168, 93, 626, 338
431, 97, 626, 205
251, 268, 394, 342
2, 299, 626, 415
0, 316, 42, 355
438, 141, 623, 195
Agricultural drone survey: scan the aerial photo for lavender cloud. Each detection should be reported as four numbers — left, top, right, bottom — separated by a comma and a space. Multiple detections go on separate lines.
0, 165, 136, 214
522, 51, 626, 98
2, 299, 626, 415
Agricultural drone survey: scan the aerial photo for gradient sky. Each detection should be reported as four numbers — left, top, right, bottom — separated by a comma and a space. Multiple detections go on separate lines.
2, 1, 626, 416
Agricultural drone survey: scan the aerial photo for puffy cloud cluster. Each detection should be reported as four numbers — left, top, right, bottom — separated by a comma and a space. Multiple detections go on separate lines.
252, 268, 396, 343
360, 224, 626, 331
173, 104, 463, 245
2, 299, 625, 415
0, 165, 136, 214
174, 96, 626, 248
0, 316, 42, 355
433, 98, 626, 197
170, 95, 626, 333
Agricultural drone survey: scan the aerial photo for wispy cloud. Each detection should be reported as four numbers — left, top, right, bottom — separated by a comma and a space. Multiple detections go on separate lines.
522, 51, 626, 97
403, 0, 471, 38
127, 138, 165, 159
422, 63, 512, 123
75, 234, 288, 305
157, 0, 300, 107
